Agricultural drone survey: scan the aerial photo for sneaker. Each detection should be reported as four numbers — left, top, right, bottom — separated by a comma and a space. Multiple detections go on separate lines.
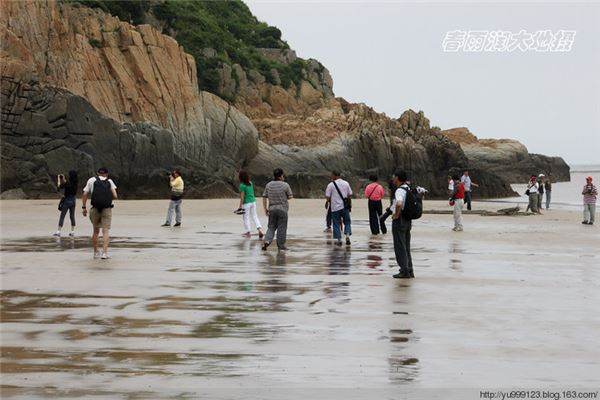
93, 251, 101, 259
278, 246, 288, 251
345, 237, 351, 246
161, 223, 170, 227
323, 227, 332, 233
261, 241, 270, 251
53, 231, 61, 237
101, 252, 110, 260
582, 221, 589, 225
393, 272, 411, 279
174, 222, 181, 227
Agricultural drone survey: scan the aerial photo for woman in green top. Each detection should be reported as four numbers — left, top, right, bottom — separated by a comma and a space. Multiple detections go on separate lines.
238, 170, 264, 238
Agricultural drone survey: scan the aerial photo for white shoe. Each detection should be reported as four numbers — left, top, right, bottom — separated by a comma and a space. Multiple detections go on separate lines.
53, 231, 61, 237
93, 251, 101, 259
101, 252, 110, 260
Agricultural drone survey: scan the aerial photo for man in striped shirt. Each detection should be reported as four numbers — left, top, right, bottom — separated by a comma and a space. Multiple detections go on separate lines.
582, 176, 597, 225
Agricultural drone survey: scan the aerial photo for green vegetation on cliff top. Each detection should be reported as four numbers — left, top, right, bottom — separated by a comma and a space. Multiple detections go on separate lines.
72, 0, 311, 100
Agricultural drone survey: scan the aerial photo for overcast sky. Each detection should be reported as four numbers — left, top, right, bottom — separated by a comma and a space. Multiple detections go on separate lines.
246, 1, 599, 165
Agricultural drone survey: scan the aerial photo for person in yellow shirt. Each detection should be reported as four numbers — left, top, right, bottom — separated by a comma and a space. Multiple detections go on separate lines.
162, 169, 184, 227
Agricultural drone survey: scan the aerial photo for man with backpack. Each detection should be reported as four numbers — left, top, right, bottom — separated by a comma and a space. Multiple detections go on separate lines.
391, 170, 422, 279
81, 167, 118, 259
325, 171, 353, 246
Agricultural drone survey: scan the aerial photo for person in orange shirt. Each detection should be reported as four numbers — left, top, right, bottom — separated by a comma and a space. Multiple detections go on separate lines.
364, 175, 386, 234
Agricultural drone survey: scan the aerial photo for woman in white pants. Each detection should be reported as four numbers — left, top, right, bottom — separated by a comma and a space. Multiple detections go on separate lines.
238, 170, 264, 239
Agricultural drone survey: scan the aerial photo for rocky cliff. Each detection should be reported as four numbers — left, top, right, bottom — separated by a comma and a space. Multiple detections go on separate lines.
441, 127, 570, 183
1, 0, 258, 198
2, 0, 552, 200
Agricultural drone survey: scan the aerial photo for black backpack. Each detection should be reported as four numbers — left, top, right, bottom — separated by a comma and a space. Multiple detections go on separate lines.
400, 185, 423, 220
91, 177, 113, 210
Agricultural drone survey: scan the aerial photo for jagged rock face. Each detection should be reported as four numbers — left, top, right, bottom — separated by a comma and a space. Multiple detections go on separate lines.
1, 76, 247, 198
441, 127, 570, 183
247, 106, 516, 198
0, 0, 258, 166
1, 0, 259, 198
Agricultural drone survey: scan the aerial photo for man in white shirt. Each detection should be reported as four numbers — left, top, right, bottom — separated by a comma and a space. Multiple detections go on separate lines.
392, 170, 414, 279
325, 170, 353, 246
461, 170, 479, 211
81, 167, 118, 259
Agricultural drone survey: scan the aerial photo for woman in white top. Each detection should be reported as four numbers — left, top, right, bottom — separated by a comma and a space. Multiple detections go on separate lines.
526, 175, 540, 214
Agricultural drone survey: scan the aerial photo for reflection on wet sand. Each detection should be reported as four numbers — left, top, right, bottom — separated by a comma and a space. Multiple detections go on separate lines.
2, 200, 599, 396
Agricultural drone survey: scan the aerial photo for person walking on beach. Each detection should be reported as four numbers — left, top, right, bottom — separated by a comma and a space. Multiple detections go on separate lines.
526, 175, 540, 214
537, 174, 545, 213
461, 170, 479, 211
450, 175, 465, 231
81, 167, 117, 259
237, 170, 264, 239
364, 175, 385, 234
162, 169, 184, 227
262, 168, 293, 251
53, 170, 78, 237
545, 177, 552, 209
325, 171, 353, 246
581, 176, 597, 225
391, 170, 414, 279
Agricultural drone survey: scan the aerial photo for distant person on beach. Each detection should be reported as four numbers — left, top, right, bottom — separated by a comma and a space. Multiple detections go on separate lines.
526, 175, 540, 214
364, 175, 385, 235
237, 170, 264, 239
545, 177, 552, 209
447, 175, 454, 196
262, 168, 293, 251
581, 176, 597, 225
537, 174, 545, 212
391, 170, 414, 279
379, 178, 397, 234
461, 170, 479, 211
81, 167, 117, 259
450, 175, 465, 231
325, 171, 353, 246
161, 169, 184, 227
53, 170, 78, 237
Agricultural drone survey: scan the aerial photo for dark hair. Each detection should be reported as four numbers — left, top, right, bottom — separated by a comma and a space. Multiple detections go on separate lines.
393, 169, 408, 182
273, 168, 284, 179
68, 170, 78, 192
239, 170, 250, 185
173, 169, 181, 176
331, 170, 341, 177
369, 174, 378, 182
452, 174, 460, 181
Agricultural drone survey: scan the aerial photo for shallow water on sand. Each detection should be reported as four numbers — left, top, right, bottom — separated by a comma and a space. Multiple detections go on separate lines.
1, 200, 599, 398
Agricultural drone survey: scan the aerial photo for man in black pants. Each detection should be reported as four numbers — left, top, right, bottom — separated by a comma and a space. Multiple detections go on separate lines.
391, 170, 414, 279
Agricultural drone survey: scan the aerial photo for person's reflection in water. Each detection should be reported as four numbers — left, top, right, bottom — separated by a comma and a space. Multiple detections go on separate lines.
325, 248, 351, 302
448, 241, 463, 271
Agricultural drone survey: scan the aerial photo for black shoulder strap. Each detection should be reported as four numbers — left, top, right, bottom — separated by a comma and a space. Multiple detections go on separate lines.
332, 180, 345, 200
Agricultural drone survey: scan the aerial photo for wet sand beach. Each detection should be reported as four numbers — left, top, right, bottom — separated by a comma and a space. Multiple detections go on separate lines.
1, 199, 599, 399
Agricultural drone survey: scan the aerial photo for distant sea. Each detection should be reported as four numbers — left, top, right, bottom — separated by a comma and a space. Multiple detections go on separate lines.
486, 165, 600, 209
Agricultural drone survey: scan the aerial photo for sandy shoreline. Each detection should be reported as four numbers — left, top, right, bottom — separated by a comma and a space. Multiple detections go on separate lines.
1, 199, 599, 398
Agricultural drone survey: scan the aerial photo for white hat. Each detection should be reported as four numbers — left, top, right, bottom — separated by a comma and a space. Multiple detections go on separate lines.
538, 174, 545, 178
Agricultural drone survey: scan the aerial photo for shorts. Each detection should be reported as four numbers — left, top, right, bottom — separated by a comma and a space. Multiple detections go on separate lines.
90, 207, 112, 229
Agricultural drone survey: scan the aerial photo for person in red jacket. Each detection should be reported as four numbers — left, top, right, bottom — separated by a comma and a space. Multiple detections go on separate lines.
450, 175, 465, 231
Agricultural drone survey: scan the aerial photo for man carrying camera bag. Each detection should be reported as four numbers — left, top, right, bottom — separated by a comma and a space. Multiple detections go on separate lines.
325, 170, 353, 246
